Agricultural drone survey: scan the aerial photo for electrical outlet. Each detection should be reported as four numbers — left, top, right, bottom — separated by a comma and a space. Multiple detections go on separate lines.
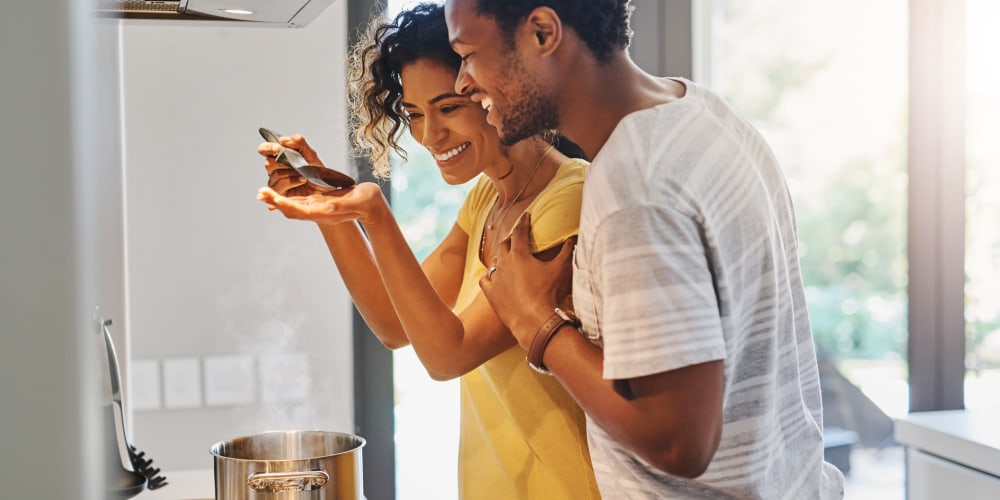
162, 357, 201, 409
130, 358, 162, 411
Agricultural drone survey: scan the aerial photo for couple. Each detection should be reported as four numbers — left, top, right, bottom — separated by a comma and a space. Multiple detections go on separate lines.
257, 1, 845, 499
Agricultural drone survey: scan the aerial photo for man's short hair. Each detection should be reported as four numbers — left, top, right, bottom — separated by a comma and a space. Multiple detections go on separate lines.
474, 0, 633, 62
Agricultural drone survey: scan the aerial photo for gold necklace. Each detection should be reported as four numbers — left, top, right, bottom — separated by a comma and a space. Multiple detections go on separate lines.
480, 144, 555, 263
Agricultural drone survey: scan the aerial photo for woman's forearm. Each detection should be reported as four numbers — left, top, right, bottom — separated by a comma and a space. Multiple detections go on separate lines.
317, 220, 410, 348
361, 216, 510, 380
307, 191, 507, 378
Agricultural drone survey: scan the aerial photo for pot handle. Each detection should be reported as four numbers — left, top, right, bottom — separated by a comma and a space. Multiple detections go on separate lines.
247, 470, 329, 493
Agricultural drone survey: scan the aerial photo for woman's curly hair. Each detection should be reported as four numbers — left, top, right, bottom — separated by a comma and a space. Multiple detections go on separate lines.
347, 3, 459, 179
475, 0, 633, 63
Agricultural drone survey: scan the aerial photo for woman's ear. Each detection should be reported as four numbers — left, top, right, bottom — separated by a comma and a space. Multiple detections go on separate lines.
524, 7, 562, 58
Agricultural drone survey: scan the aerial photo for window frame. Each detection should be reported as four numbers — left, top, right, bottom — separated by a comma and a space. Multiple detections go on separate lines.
346, 3, 396, 500
907, 0, 967, 412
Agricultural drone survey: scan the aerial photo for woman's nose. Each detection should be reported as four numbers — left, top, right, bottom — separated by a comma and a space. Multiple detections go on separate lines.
420, 115, 447, 146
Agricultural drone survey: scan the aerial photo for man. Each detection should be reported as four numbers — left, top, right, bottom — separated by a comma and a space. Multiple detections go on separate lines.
444, 0, 846, 498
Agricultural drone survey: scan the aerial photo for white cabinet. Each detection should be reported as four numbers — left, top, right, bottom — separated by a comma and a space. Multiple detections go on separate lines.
906, 448, 1000, 500
895, 409, 1000, 500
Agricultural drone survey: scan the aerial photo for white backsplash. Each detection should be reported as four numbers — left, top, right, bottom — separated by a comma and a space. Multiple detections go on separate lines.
120, 2, 355, 470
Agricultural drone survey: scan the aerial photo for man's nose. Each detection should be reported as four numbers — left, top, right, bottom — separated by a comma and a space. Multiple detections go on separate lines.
455, 62, 474, 97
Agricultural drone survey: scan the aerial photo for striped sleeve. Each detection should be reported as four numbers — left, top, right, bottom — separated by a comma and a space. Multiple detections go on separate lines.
593, 203, 726, 380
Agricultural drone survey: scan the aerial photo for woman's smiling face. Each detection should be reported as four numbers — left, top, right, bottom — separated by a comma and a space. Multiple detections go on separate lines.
400, 58, 504, 185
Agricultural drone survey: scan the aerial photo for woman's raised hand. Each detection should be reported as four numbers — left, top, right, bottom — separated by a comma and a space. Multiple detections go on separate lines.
258, 133, 337, 197
257, 182, 388, 227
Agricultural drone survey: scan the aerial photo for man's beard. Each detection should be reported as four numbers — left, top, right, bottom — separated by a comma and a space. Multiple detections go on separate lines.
496, 58, 559, 146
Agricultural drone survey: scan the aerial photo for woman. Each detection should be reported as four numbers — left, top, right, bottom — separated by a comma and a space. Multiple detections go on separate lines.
256, 3, 599, 499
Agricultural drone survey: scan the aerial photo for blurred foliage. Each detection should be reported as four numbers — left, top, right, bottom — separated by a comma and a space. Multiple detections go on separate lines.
718, 0, 909, 361
736, 103, 908, 359
794, 158, 908, 360
390, 134, 473, 262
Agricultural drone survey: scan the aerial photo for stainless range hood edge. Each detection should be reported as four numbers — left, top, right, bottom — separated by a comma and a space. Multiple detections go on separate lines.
97, 0, 337, 27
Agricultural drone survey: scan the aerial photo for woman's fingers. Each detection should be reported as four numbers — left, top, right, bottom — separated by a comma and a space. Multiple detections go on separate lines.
281, 134, 325, 167
258, 141, 282, 157
258, 188, 339, 222
268, 173, 307, 195
257, 186, 277, 200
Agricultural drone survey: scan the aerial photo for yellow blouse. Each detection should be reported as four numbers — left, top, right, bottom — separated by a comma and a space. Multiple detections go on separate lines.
453, 159, 600, 500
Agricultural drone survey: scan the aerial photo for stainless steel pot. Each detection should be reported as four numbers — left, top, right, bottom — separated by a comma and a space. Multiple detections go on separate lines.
211, 430, 365, 500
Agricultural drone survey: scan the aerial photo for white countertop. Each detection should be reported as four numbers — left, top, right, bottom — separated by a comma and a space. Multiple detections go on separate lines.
135, 469, 214, 500
894, 408, 1000, 477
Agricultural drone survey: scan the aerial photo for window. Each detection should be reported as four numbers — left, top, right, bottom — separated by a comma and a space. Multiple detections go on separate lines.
384, 4, 461, 499
391, 133, 466, 500
696, 0, 909, 496
699, 0, 910, 413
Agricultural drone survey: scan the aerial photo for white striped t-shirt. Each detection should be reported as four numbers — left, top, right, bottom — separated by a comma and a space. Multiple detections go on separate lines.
572, 78, 845, 499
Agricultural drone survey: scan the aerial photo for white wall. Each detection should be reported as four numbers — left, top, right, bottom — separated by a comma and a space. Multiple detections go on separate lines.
120, 4, 356, 470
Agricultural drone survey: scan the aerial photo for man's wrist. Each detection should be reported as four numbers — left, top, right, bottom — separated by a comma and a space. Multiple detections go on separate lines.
510, 305, 557, 344
526, 307, 581, 375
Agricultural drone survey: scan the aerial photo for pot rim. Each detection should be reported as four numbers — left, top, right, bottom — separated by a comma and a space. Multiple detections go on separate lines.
210, 429, 366, 462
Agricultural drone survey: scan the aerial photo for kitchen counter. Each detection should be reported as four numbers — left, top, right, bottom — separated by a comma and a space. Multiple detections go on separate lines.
136, 469, 213, 500
894, 408, 1000, 499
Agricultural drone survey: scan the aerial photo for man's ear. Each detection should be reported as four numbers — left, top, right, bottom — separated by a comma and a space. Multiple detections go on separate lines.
523, 7, 562, 58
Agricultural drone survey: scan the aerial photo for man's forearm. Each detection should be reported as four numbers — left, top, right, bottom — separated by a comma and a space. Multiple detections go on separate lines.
528, 322, 724, 478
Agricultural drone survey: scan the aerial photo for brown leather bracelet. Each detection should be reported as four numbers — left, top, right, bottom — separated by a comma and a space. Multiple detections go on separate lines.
526, 308, 580, 375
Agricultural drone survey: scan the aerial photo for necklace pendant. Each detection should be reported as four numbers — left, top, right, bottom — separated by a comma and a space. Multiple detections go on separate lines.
488, 223, 494, 230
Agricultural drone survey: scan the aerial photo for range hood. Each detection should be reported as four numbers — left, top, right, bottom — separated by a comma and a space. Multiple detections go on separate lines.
98, 0, 336, 27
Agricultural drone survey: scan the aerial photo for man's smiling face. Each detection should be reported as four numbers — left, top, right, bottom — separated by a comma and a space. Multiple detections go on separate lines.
445, 0, 559, 145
